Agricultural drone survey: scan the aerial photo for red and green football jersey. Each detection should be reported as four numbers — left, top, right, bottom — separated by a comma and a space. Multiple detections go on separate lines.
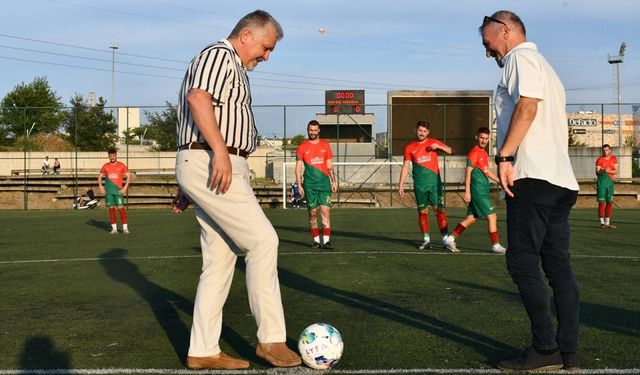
596, 155, 617, 181
296, 139, 333, 189
467, 145, 491, 196
100, 161, 129, 195
404, 138, 446, 186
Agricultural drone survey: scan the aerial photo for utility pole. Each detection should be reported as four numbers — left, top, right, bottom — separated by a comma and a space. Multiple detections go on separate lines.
607, 42, 626, 147
109, 41, 119, 114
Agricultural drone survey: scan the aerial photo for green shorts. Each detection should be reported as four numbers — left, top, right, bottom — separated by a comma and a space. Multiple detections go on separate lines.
597, 179, 615, 203
415, 180, 444, 211
467, 193, 495, 218
105, 192, 125, 207
304, 187, 332, 210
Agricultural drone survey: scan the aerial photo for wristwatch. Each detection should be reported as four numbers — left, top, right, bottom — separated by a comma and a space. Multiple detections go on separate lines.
494, 155, 515, 164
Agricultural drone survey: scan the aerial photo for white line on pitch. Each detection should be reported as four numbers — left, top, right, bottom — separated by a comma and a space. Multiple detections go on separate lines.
2, 251, 640, 265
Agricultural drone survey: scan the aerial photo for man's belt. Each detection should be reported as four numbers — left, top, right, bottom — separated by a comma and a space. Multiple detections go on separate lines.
178, 142, 248, 159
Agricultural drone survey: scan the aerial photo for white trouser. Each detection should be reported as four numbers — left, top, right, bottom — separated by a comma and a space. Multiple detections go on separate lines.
176, 149, 286, 357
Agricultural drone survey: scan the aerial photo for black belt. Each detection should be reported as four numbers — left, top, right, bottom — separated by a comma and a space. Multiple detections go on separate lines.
178, 142, 248, 159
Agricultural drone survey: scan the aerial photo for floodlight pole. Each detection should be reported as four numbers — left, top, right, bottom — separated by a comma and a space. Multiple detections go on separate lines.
109, 41, 119, 114
607, 42, 626, 147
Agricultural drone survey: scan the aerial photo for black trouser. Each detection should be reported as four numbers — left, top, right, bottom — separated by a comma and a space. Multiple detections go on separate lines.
505, 178, 579, 353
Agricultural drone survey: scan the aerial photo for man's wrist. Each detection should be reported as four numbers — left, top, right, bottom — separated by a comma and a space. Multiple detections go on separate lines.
495, 155, 515, 164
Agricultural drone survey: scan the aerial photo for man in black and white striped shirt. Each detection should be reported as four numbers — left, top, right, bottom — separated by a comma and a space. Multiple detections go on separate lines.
175, 10, 301, 370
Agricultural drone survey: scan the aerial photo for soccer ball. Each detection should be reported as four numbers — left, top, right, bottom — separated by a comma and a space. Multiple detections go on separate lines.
298, 323, 343, 369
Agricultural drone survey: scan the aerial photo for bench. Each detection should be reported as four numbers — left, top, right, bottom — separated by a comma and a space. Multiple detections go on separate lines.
578, 191, 639, 200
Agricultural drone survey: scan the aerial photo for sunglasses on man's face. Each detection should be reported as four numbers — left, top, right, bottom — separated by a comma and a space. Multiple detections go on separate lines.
483, 15, 506, 26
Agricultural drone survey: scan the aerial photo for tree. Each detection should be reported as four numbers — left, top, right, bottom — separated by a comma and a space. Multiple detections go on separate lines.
0, 77, 64, 140
143, 102, 177, 151
63, 94, 118, 151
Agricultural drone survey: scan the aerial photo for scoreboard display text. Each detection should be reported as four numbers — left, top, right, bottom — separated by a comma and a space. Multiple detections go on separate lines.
325, 90, 365, 114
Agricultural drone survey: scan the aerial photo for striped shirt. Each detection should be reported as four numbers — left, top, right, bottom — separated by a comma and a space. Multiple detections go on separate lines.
176, 39, 257, 153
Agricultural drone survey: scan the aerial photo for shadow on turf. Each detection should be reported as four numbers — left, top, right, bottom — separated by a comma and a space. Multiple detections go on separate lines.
240, 264, 518, 364
444, 279, 640, 338
87, 218, 112, 231
274, 225, 418, 248
19, 336, 70, 369
98, 249, 256, 366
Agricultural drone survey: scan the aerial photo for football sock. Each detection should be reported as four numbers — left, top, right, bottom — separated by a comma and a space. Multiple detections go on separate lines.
423, 233, 430, 242
436, 209, 448, 234
605, 203, 613, 219
600, 217, 606, 225
109, 207, 117, 224
322, 227, 331, 243
311, 228, 320, 243
123, 224, 129, 231
453, 224, 466, 238
111, 223, 117, 231
118, 207, 128, 224
489, 231, 499, 244
605, 217, 610, 225
418, 212, 429, 235
598, 203, 605, 219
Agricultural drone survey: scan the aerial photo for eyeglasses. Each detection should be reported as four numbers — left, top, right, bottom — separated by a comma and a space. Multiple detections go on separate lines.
483, 15, 506, 26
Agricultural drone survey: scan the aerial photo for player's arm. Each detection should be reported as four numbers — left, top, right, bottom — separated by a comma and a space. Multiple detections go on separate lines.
485, 168, 500, 184
98, 172, 105, 194
463, 166, 472, 203
295, 160, 305, 197
498, 96, 538, 197
327, 158, 337, 193
398, 160, 411, 196
607, 162, 618, 175
187, 88, 232, 194
430, 142, 453, 155
121, 170, 131, 194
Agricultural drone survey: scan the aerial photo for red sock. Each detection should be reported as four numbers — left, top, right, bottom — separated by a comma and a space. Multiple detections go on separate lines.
311, 228, 320, 238
452, 224, 466, 238
489, 231, 499, 244
436, 209, 448, 234
108, 207, 117, 224
598, 203, 605, 218
322, 227, 331, 237
418, 212, 429, 235
605, 203, 613, 219
118, 207, 128, 224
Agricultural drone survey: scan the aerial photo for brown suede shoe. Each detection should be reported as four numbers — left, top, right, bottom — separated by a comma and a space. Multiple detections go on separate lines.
256, 342, 302, 367
186, 352, 249, 369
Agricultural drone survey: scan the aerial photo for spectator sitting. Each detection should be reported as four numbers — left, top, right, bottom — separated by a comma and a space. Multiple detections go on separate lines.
53, 158, 61, 175
41, 156, 50, 175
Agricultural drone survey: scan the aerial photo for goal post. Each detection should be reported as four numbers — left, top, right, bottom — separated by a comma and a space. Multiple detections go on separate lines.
281, 161, 405, 209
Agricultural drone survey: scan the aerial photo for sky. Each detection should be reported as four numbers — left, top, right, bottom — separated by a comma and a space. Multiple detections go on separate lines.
0, 0, 638, 136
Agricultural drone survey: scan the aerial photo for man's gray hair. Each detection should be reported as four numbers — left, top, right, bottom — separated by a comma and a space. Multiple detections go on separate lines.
229, 10, 284, 40
479, 10, 526, 36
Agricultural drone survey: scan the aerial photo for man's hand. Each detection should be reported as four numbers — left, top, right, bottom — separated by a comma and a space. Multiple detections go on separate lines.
298, 184, 305, 197
463, 191, 471, 204
99, 186, 105, 195
331, 180, 337, 193
210, 151, 232, 194
398, 185, 405, 197
171, 188, 191, 214
499, 162, 515, 198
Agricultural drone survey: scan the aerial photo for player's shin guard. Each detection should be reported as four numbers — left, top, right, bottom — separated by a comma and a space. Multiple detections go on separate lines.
598, 202, 605, 219
418, 212, 429, 235
435, 209, 448, 234
605, 203, 613, 219
453, 224, 466, 238
118, 207, 128, 224
109, 207, 117, 224
489, 231, 499, 244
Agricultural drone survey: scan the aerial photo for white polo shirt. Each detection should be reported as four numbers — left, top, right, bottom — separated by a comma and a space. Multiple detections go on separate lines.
495, 42, 579, 191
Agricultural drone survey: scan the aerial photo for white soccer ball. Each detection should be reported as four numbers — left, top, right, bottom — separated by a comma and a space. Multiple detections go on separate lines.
298, 323, 343, 369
